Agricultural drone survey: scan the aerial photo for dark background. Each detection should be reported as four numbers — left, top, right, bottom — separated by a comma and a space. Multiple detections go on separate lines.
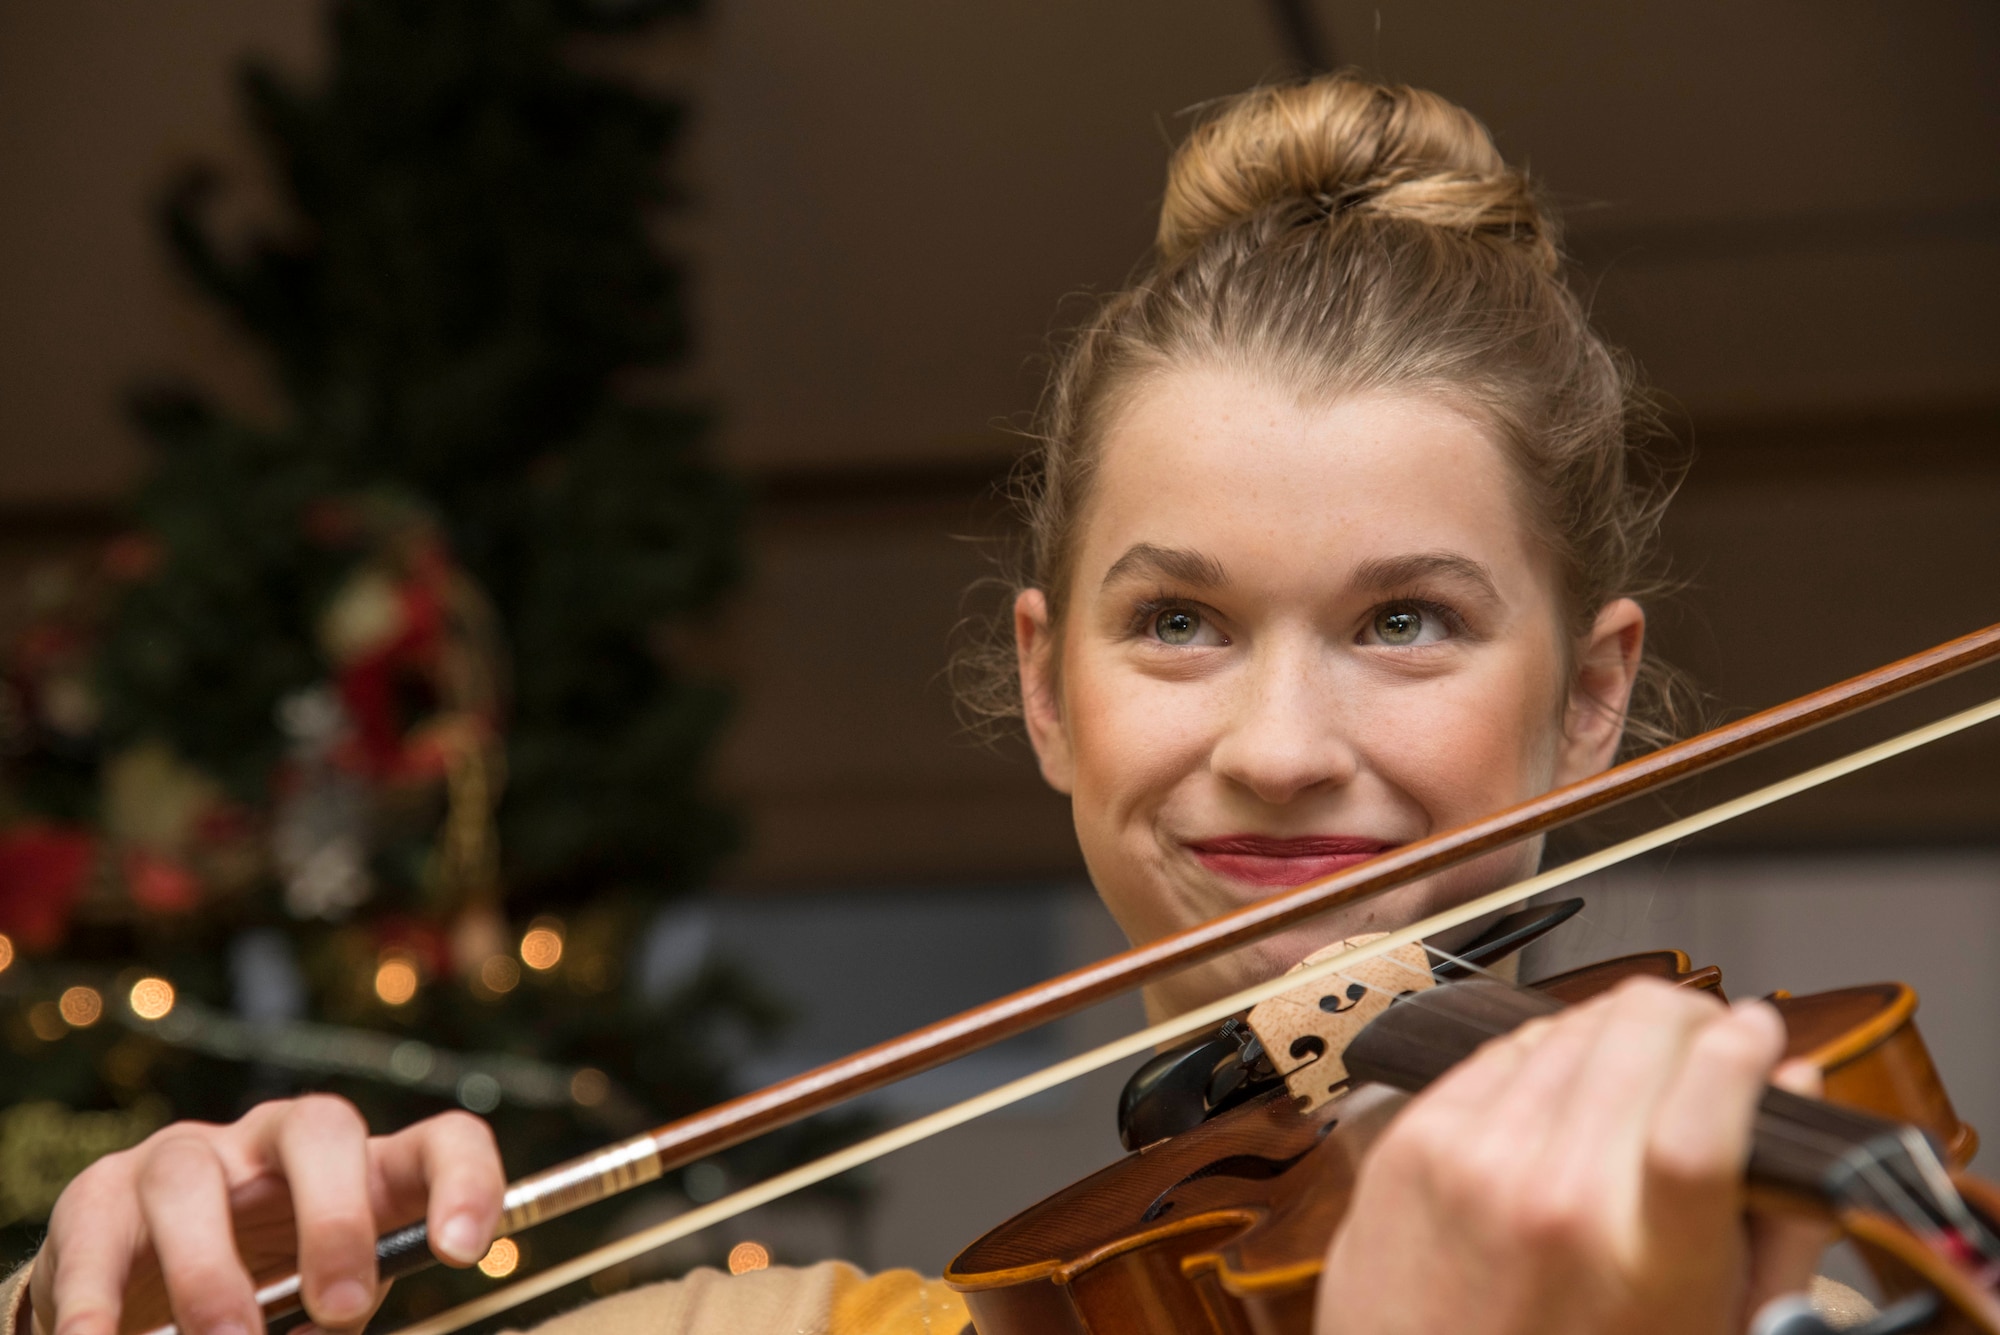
2, 0, 1997, 1279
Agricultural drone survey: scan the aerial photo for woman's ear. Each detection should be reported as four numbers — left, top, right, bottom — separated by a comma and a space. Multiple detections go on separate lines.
1014, 588, 1075, 794
1553, 597, 1646, 786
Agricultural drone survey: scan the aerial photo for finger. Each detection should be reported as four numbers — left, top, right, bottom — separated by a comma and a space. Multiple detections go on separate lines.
1535, 981, 1724, 1206
1465, 989, 1630, 1171
1384, 1001, 1607, 1228
136, 1135, 261, 1335
1368, 1013, 1542, 1195
1392, 1012, 1541, 1134
1771, 1058, 1823, 1099
1743, 1211, 1835, 1317
37, 1160, 146, 1335
253, 1096, 380, 1329
370, 1113, 506, 1267
1643, 1000, 1788, 1234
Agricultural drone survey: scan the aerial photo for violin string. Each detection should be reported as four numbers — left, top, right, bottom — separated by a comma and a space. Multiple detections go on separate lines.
1832, 1139, 1951, 1240
379, 690, 2000, 1335
1892, 1126, 2000, 1256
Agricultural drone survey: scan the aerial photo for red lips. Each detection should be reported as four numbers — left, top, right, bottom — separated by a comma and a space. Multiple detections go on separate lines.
1184, 834, 1398, 889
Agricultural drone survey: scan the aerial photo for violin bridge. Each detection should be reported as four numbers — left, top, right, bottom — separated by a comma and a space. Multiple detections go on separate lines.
1246, 934, 1437, 1113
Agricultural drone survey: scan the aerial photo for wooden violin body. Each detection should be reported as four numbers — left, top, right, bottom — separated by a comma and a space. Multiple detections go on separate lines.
945, 951, 1998, 1335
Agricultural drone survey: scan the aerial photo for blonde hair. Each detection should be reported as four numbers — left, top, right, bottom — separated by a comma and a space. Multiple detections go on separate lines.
956, 74, 1690, 750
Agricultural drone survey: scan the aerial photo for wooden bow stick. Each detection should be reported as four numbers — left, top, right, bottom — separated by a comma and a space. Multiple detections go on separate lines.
393, 682, 2000, 1335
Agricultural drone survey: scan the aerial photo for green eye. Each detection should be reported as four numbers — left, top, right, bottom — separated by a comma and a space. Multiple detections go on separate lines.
1155, 608, 1201, 645
1374, 607, 1423, 644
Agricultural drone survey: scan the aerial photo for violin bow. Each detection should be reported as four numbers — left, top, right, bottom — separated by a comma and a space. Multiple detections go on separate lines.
198, 621, 2000, 1335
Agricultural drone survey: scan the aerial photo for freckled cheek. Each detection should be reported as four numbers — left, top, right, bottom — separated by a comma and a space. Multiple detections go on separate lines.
1368, 664, 1558, 827
1063, 660, 1215, 834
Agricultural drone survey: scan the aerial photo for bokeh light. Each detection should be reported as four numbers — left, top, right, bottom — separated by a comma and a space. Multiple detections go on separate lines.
569, 1067, 609, 1107
727, 1242, 769, 1275
28, 1002, 65, 1041
457, 1071, 503, 1113
519, 926, 563, 971
104, 1041, 152, 1088
129, 976, 176, 1020
479, 954, 520, 994
375, 956, 419, 1006
684, 1161, 726, 1202
576, 953, 614, 992
477, 1238, 519, 1278
0, 933, 14, 974
59, 985, 103, 1027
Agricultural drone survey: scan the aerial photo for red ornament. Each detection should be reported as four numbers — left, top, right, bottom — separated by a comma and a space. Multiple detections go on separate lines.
102, 534, 164, 582
333, 565, 452, 781
0, 824, 95, 950
372, 914, 452, 978
122, 847, 203, 915
302, 499, 364, 548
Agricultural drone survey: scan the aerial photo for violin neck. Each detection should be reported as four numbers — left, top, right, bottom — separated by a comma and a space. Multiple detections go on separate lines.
1343, 980, 2000, 1261
1751, 1086, 1957, 1223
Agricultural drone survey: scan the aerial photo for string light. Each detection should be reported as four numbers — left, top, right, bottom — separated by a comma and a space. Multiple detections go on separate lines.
576, 954, 614, 992
477, 1239, 520, 1278
683, 1161, 726, 1202
0, 933, 14, 974
375, 956, 420, 1006
569, 1067, 609, 1107
103, 1040, 152, 1088
727, 1242, 769, 1275
457, 1072, 503, 1113
59, 986, 103, 1028
28, 1002, 65, 1041
479, 954, 520, 994
519, 923, 563, 971
129, 977, 176, 1021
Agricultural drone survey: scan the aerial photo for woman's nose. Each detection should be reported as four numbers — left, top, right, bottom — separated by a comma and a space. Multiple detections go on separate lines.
1207, 644, 1361, 805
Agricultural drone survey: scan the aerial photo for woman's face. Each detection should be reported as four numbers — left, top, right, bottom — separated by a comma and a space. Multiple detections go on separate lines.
1016, 366, 1643, 1019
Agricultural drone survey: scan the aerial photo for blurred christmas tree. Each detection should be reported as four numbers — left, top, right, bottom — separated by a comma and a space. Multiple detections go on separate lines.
0, 0, 848, 1311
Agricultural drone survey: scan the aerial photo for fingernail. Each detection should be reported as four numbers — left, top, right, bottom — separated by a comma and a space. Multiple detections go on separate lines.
209, 1323, 250, 1335
319, 1280, 372, 1323
437, 1214, 484, 1265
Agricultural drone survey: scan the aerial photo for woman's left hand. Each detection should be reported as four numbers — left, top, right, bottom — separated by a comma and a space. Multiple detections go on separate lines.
1313, 978, 1831, 1335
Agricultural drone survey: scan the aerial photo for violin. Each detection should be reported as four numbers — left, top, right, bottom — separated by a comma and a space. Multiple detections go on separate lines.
945, 947, 2000, 1333
182, 621, 2000, 1335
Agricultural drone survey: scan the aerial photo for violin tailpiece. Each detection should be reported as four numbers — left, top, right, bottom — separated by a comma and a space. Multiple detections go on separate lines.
1246, 934, 1436, 1113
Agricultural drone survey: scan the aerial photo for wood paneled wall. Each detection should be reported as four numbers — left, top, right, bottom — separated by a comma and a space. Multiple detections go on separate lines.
1, 1, 1995, 887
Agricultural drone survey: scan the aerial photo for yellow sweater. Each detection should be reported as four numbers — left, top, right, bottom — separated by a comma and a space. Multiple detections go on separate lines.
0, 1260, 968, 1335
1, 1256, 1884, 1334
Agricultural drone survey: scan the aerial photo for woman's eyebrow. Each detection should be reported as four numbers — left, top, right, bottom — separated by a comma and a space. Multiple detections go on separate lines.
1099, 542, 1230, 590
1350, 552, 1501, 599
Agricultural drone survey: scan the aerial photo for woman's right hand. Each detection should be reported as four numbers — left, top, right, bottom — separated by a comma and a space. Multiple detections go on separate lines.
27, 1097, 506, 1335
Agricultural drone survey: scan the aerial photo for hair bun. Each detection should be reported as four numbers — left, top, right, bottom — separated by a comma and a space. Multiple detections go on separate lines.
1157, 75, 1557, 271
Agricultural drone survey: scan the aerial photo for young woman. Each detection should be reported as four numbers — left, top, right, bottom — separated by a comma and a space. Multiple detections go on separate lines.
7, 74, 1862, 1335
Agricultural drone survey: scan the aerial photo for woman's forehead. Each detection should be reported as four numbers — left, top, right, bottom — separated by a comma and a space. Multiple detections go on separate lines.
1079, 369, 1541, 591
